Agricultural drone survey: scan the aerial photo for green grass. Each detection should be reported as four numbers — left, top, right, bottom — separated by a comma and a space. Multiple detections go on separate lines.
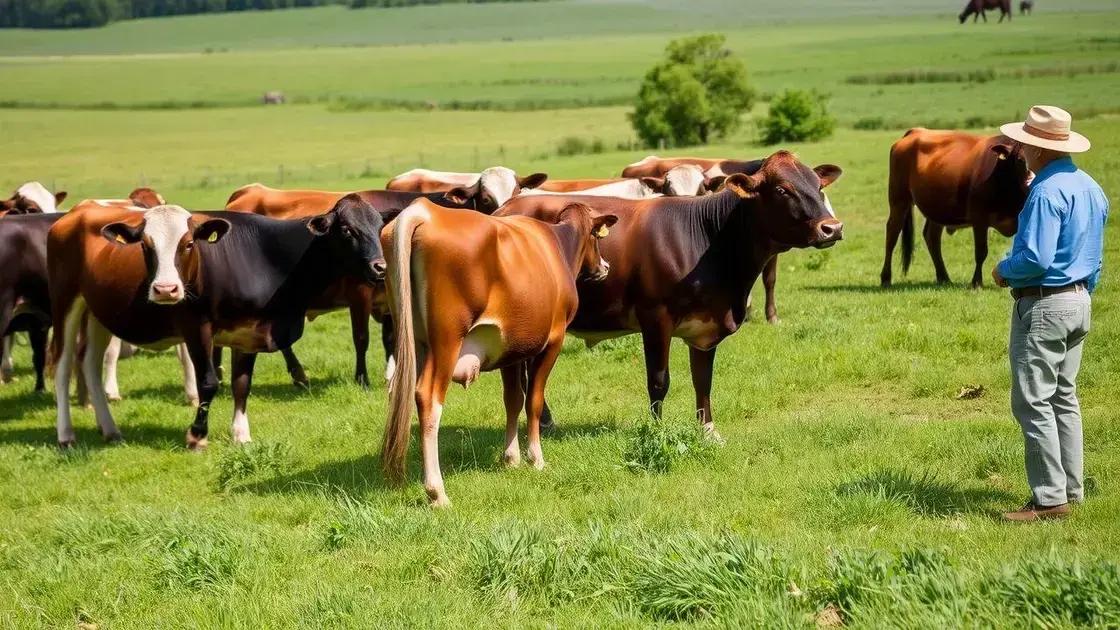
2, 1, 1120, 626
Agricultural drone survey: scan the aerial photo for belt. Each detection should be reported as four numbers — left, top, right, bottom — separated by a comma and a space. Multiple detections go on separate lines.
1011, 282, 1085, 299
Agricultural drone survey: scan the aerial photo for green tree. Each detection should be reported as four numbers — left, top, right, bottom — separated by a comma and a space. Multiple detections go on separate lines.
758, 89, 836, 145
630, 34, 755, 148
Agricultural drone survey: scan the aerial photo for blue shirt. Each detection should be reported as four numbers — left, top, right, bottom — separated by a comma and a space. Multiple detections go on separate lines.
998, 156, 1109, 292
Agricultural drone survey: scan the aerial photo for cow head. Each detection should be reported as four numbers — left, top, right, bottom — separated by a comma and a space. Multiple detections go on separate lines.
0, 182, 67, 216
984, 139, 1030, 237
725, 151, 843, 249
102, 205, 231, 305
557, 203, 618, 282
444, 167, 548, 213
306, 193, 388, 284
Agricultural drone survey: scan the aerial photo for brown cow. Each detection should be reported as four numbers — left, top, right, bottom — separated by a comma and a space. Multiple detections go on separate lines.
385, 167, 547, 213
0, 182, 67, 217
960, 0, 1012, 23
883, 129, 1029, 288
498, 151, 843, 436
381, 199, 616, 506
225, 183, 347, 219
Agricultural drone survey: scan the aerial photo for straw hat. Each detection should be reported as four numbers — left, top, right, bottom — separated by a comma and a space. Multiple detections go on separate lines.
1000, 105, 1090, 153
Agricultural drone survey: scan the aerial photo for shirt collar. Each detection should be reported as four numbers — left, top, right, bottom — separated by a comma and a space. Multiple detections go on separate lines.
1030, 156, 1074, 189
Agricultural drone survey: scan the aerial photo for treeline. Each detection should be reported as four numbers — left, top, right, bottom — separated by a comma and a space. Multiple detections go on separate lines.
0, 0, 544, 28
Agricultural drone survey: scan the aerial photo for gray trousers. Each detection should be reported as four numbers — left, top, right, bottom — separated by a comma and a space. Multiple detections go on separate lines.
1010, 289, 1092, 507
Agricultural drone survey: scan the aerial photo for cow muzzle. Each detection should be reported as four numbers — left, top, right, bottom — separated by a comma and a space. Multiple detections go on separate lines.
369, 259, 387, 282
813, 219, 843, 248
588, 259, 610, 282
150, 282, 184, 304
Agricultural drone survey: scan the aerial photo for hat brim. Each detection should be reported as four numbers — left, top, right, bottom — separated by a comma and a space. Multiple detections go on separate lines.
1000, 122, 1091, 153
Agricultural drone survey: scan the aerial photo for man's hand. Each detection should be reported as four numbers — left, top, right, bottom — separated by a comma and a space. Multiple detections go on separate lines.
992, 265, 1009, 288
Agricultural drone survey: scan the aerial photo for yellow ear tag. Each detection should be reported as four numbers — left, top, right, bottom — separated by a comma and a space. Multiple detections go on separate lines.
207, 231, 219, 243
595, 225, 610, 238
115, 234, 127, 244
997, 153, 1007, 161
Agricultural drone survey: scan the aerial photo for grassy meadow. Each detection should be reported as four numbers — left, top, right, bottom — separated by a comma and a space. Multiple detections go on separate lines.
2, 1, 1120, 627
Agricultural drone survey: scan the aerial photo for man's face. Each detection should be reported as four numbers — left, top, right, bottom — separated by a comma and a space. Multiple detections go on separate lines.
1023, 144, 1045, 174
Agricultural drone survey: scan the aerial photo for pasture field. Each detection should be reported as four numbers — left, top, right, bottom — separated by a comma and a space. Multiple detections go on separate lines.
2, 1, 1120, 627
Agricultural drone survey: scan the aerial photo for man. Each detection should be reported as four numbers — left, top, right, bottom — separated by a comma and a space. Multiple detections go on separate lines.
992, 105, 1108, 522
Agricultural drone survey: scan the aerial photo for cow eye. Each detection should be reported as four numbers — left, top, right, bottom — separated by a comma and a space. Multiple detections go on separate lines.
775, 187, 788, 196
342, 226, 354, 238
184, 241, 194, 251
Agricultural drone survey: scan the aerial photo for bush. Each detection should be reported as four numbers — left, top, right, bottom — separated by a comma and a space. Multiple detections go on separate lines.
853, 116, 886, 130
555, 136, 605, 157
630, 34, 755, 148
758, 89, 835, 145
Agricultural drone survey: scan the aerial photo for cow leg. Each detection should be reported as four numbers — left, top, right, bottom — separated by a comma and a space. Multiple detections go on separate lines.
525, 338, 563, 470
923, 220, 951, 284
29, 326, 47, 393
882, 190, 910, 287
349, 300, 372, 389
500, 364, 525, 466
688, 346, 721, 438
416, 347, 453, 508
281, 347, 309, 390
520, 361, 555, 429
82, 317, 122, 443
971, 224, 989, 289
177, 343, 199, 407
763, 256, 779, 324
0, 336, 12, 383
380, 315, 397, 383
54, 302, 84, 447
102, 336, 122, 402
229, 350, 257, 444
638, 311, 674, 418
184, 327, 218, 450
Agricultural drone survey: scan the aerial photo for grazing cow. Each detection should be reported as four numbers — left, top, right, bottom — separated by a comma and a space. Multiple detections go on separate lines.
1, 190, 162, 395
883, 129, 1029, 288
960, 0, 1012, 23
0, 182, 67, 217
498, 151, 843, 436
223, 184, 478, 387
1020, 0, 1032, 14
48, 195, 387, 448
381, 199, 616, 506
385, 167, 548, 213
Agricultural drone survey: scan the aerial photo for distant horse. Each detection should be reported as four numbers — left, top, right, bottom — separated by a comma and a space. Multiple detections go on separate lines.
960, 0, 1012, 23
1020, 0, 1033, 15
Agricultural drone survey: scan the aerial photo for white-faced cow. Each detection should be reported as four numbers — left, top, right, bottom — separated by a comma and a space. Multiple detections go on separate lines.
385, 167, 548, 213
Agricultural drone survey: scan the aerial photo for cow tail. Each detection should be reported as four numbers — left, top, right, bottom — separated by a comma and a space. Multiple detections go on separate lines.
381, 208, 424, 484
901, 204, 914, 274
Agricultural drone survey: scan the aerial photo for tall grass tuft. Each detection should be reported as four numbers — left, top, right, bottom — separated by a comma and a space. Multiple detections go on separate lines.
215, 441, 291, 490
987, 553, 1120, 627
622, 413, 714, 474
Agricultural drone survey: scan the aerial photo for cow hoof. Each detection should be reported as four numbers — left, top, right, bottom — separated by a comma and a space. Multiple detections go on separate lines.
185, 432, 209, 451
355, 373, 370, 390
767, 315, 781, 325
58, 439, 77, 450
187, 397, 200, 409
291, 373, 310, 391
702, 424, 726, 446
426, 489, 451, 509
107, 393, 122, 403
0, 373, 12, 384
103, 432, 124, 445
503, 451, 522, 467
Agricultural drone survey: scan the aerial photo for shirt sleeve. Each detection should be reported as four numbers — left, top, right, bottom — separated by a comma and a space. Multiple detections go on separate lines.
998, 194, 1063, 283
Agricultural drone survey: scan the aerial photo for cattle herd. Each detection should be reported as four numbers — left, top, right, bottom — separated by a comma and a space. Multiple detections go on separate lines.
0, 127, 1030, 505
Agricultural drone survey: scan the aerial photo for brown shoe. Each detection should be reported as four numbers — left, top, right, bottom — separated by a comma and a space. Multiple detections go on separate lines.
1002, 501, 1071, 522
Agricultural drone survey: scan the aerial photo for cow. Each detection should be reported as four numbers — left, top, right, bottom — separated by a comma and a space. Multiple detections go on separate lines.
621, 155, 833, 324
883, 129, 1029, 288
2, 190, 162, 396
385, 167, 548, 213
48, 194, 387, 448
1020, 0, 1032, 14
222, 184, 480, 388
497, 151, 843, 438
522, 178, 661, 199
538, 165, 713, 197
380, 198, 616, 506
960, 0, 1012, 23
0, 182, 67, 217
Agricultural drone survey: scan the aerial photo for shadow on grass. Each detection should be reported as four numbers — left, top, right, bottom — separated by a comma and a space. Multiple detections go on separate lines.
0, 416, 188, 448
0, 387, 53, 423
837, 468, 1016, 517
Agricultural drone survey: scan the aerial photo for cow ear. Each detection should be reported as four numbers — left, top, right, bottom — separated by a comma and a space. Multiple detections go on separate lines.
705, 175, 728, 192
591, 214, 619, 239
102, 221, 145, 245
307, 212, 336, 236
194, 218, 231, 244
443, 187, 473, 205
724, 173, 763, 199
640, 176, 665, 192
991, 144, 1012, 161
518, 172, 548, 190
54, 191, 68, 206
814, 165, 843, 189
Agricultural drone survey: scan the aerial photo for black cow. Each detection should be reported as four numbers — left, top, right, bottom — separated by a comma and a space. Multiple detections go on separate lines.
48, 194, 387, 448
0, 214, 62, 392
